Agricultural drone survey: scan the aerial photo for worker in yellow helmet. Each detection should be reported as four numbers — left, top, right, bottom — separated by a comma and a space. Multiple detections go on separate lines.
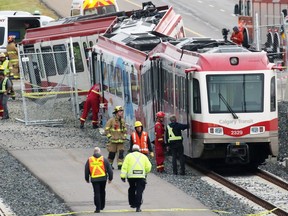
129, 121, 154, 158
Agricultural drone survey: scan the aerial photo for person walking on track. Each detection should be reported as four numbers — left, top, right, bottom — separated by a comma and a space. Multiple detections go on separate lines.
85, 147, 113, 213
129, 121, 154, 158
80, 84, 101, 129
166, 114, 189, 175
154, 111, 166, 172
105, 105, 127, 170
120, 144, 152, 212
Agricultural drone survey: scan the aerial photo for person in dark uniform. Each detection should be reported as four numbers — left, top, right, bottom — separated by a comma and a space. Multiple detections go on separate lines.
85, 147, 113, 213
165, 114, 189, 175
0, 71, 12, 120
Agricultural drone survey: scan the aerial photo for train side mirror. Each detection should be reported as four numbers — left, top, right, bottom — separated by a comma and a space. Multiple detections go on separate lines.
234, 4, 239, 15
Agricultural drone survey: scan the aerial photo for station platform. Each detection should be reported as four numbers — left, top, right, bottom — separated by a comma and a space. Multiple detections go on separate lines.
10, 147, 217, 216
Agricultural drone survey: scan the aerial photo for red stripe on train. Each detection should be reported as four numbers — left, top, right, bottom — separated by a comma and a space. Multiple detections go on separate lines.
192, 118, 278, 137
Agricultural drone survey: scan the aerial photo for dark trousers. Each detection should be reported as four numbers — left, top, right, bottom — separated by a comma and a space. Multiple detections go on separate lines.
92, 181, 107, 210
128, 178, 146, 208
171, 143, 185, 174
0, 94, 9, 118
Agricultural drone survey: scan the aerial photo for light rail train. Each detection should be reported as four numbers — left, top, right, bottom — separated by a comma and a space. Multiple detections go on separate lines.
19, 2, 278, 166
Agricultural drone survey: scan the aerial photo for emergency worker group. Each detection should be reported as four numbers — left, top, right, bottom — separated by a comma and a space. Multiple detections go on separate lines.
0, 35, 19, 120
84, 101, 189, 213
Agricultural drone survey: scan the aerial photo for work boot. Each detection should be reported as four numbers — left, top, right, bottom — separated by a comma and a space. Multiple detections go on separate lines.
93, 125, 99, 129
80, 123, 84, 129
136, 207, 141, 212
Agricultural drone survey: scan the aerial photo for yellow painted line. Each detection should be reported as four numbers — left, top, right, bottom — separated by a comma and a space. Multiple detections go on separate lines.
42, 208, 231, 216
184, 27, 205, 37
41, 207, 281, 216
124, 0, 141, 8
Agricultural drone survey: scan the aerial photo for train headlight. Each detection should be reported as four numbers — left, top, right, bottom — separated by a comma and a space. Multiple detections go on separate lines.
250, 126, 265, 134
208, 127, 223, 135
230, 57, 239, 65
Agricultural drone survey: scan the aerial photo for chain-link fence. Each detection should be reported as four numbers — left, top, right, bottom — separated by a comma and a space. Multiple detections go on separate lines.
17, 45, 81, 126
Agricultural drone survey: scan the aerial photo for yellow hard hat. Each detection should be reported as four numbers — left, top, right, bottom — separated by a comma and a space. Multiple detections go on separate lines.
113, 105, 123, 114
0, 65, 4, 71
134, 121, 142, 128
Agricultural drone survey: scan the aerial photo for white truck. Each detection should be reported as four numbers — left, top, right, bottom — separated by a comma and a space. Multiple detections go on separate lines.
0, 11, 54, 53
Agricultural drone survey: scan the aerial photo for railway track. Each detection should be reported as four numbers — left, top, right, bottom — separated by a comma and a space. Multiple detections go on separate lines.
189, 162, 288, 216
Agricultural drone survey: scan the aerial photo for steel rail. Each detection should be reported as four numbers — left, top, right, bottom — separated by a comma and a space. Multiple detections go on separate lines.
190, 163, 288, 216
256, 169, 288, 191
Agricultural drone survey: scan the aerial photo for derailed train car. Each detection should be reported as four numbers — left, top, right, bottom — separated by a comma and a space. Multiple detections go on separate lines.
92, 32, 278, 166
18, 2, 278, 166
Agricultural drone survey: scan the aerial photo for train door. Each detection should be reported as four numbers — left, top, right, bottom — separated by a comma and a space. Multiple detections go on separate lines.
149, 56, 164, 119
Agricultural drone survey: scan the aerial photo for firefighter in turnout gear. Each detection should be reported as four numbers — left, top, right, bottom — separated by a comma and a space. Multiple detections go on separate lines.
165, 114, 189, 175
85, 147, 113, 213
154, 111, 166, 172
6, 36, 19, 79
80, 84, 101, 129
120, 144, 152, 212
105, 105, 127, 170
0, 71, 12, 120
129, 121, 154, 157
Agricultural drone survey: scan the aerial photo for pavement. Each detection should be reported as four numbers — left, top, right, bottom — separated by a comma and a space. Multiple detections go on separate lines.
10, 147, 217, 216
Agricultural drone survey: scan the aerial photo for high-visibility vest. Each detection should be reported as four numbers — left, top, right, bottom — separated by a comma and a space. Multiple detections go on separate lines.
131, 131, 149, 154
89, 156, 106, 178
120, 152, 149, 179
167, 125, 182, 143
1, 60, 10, 75
0, 77, 8, 93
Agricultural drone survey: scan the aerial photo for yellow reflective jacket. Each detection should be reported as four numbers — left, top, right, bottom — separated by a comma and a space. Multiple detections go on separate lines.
120, 151, 151, 179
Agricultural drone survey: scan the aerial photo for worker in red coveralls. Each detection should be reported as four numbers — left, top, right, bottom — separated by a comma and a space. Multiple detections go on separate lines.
154, 111, 166, 173
80, 84, 101, 129
230, 26, 243, 46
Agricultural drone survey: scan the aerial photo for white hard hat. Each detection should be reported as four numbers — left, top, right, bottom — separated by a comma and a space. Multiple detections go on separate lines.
132, 144, 140, 151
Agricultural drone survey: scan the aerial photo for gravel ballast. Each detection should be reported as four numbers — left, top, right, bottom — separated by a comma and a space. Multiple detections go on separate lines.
0, 98, 287, 216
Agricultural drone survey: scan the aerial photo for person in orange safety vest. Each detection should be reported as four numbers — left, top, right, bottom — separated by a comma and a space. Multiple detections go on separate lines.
129, 121, 154, 157
80, 84, 101, 129
85, 147, 113, 213
230, 26, 243, 46
154, 111, 166, 172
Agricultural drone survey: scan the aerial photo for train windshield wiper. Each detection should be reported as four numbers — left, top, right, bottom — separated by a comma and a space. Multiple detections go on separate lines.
218, 93, 239, 119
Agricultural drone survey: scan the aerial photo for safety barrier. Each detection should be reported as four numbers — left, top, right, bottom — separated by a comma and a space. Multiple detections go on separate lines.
17, 47, 81, 126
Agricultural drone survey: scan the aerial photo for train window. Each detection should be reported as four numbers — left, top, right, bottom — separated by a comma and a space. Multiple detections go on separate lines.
36, 49, 45, 79
270, 77, 276, 112
181, 77, 186, 111
72, 42, 84, 73
115, 67, 123, 98
193, 78, 201, 113
41, 46, 57, 77
207, 74, 264, 113
175, 76, 180, 108
83, 42, 89, 65
108, 63, 116, 95
53, 45, 68, 75
130, 68, 139, 105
